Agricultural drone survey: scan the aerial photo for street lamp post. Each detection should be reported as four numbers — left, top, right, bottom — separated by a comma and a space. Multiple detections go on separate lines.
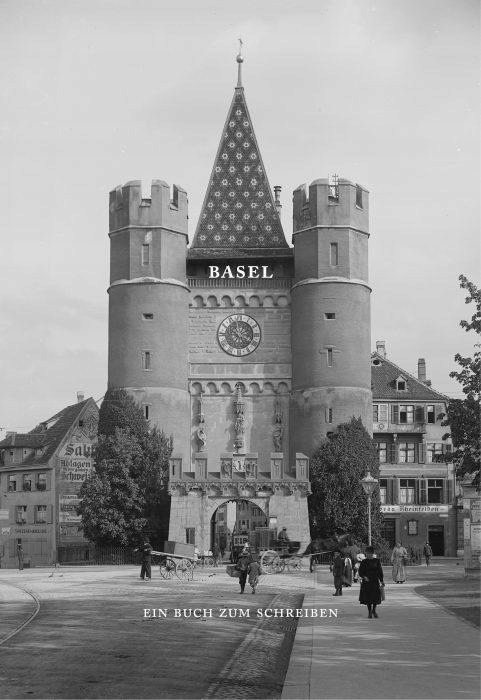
361, 471, 378, 546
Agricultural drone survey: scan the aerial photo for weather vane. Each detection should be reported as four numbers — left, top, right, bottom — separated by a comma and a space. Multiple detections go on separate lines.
236, 38, 244, 87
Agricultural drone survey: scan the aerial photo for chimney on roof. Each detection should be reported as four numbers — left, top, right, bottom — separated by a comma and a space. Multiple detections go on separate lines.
417, 358, 432, 386
77, 391, 85, 403
417, 358, 426, 382
376, 340, 386, 358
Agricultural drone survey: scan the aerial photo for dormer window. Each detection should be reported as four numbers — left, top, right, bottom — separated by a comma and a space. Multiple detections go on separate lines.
395, 376, 407, 391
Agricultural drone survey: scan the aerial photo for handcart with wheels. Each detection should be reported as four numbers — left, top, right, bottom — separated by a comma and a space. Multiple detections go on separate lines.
151, 541, 196, 581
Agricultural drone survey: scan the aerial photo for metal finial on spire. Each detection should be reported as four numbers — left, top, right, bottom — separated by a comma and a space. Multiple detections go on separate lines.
236, 38, 244, 88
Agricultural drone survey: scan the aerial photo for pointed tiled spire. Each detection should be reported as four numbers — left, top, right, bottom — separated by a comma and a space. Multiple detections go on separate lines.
189, 50, 290, 259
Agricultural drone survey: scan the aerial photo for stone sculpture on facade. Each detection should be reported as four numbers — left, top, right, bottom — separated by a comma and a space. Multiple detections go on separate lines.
196, 392, 207, 452
233, 383, 245, 453
273, 395, 284, 452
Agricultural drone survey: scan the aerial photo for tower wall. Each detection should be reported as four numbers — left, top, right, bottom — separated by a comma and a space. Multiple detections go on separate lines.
290, 178, 372, 461
107, 180, 190, 462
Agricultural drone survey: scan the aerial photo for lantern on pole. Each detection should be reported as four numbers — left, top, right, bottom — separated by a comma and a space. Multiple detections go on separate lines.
361, 471, 378, 546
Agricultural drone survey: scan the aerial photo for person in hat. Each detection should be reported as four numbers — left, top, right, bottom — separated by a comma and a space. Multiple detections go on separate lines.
359, 545, 385, 618
278, 527, 290, 543
236, 544, 253, 594
134, 540, 153, 580
330, 550, 345, 596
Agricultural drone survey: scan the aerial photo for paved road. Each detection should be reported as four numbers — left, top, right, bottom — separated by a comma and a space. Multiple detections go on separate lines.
0, 566, 311, 699
282, 559, 481, 700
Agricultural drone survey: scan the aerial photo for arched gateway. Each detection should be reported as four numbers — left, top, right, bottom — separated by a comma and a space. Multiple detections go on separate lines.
107, 51, 372, 554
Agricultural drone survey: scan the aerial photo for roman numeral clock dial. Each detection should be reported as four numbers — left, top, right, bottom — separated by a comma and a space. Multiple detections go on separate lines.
217, 314, 261, 357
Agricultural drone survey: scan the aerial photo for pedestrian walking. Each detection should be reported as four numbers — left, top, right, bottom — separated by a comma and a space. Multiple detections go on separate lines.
353, 552, 365, 583
17, 542, 24, 571
423, 541, 433, 566
135, 540, 153, 580
236, 544, 253, 594
212, 542, 220, 567
359, 545, 385, 618
247, 557, 262, 594
342, 554, 353, 587
330, 550, 345, 596
391, 542, 408, 583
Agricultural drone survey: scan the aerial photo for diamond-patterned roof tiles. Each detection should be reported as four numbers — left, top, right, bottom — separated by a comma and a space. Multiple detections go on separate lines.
189, 88, 290, 258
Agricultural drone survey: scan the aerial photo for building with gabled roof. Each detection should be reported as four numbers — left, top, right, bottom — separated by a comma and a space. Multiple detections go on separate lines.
371, 341, 457, 556
0, 395, 98, 568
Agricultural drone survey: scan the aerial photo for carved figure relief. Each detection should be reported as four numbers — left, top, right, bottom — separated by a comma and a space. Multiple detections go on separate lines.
272, 395, 284, 452
221, 458, 232, 479
233, 383, 245, 452
196, 393, 207, 451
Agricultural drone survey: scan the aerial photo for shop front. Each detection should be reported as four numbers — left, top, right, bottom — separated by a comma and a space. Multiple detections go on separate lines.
381, 504, 456, 556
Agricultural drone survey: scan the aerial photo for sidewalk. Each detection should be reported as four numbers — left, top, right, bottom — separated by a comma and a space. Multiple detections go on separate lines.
282, 563, 481, 700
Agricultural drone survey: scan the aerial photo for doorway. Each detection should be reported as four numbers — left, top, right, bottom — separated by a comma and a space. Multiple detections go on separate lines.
211, 499, 268, 562
428, 525, 445, 556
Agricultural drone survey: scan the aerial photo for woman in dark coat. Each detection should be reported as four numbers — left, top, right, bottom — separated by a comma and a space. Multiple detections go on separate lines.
359, 545, 385, 618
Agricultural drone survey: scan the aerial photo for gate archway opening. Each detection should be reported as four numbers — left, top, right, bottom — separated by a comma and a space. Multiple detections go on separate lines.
210, 499, 268, 563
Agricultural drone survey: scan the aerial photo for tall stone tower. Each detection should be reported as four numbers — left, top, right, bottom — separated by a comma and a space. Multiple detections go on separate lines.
106, 51, 372, 552
108, 180, 190, 466
290, 179, 372, 459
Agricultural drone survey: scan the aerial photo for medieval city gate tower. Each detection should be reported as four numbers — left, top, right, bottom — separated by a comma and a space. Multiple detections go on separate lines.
107, 53, 372, 551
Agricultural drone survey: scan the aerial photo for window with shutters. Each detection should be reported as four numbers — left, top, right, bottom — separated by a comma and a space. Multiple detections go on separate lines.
415, 406, 425, 422
23, 474, 32, 491
35, 505, 47, 524
427, 443, 443, 463
427, 479, 444, 504
400, 479, 416, 504
377, 442, 387, 463
16, 506, 27, 524
379, 478, 388, 504
399, 405, 414, 424
391, 405, 399, 423
427, 405, 435, 423
8, 475, 17, 492
373, 404, 388, 423
36, 473, 47, 491
389, 443, 397, 463
419, 479, 427, 504
398, 443, 415, 463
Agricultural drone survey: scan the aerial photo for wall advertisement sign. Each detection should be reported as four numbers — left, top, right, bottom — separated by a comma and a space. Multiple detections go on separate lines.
381, 505, 449, 514
59, 495, 82, 524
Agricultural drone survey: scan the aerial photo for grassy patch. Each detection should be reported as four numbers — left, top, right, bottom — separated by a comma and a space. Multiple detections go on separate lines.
415, 575, 480, 628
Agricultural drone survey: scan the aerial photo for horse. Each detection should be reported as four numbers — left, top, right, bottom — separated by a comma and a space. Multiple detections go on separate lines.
302, 533, 353, 572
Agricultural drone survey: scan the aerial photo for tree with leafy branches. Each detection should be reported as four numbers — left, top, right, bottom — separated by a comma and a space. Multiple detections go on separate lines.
78, 389, 172, 547
443, 275, 480, 489
308, 417, 384, 547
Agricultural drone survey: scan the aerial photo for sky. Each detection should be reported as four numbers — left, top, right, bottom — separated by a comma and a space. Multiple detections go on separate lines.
0, 0, 479, 434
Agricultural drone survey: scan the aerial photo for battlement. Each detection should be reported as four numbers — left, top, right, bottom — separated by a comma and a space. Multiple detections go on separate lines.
109, 180, 188, 234
293, 178, 369, 234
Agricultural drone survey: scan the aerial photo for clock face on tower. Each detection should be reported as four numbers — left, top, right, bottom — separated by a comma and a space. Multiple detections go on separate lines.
217, 314, 261, 356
